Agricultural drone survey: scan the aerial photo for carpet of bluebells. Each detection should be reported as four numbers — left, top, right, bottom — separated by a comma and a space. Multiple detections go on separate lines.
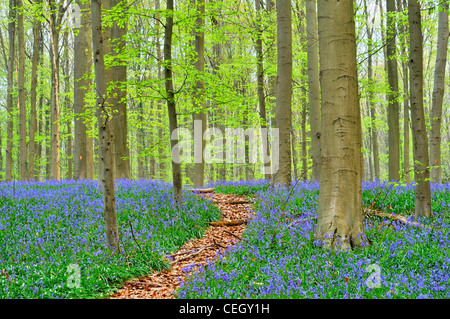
0, 179, 220, 298
177, 180, 450, 299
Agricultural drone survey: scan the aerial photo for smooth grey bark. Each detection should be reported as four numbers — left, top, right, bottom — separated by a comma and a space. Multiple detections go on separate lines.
272, 0, 292, 187
316, 0, 367, 250
111, 0, 131, 180
430, 1, 449, 184
165, 0, 183, 204
29, 0, 41, 181
18, 0, 27, 180
91, 0, 121, 252
364, 0, 380, 180
386, 0, 400, 181
63, 31, 72, 180
397, 0, 411, 183
6, 0, 16, 181
255, 0, 271, 180
192, 0, 206, 187
305, 0, 321, 181
47, 0, 69, 181
74, 0, 93, 180
407, 0, 433, 218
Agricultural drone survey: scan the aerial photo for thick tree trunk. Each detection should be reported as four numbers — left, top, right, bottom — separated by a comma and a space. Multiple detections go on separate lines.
91, 0, 121, 253
18, 0, 27, 180
74, 0, 93, 180
430, 1, 449, 184
272, 0, 292, 186
408, 0, 433, 218
165, 0, 183, 204
316, 0, 367, 250
386, 0, 400, 181
193, 0, 206, 187
111, 0, 131, 180
305, 0, 321, 181
6, 0, 16, 182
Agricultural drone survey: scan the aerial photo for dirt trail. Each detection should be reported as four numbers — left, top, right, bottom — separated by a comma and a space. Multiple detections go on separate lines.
109, 191, 254, 299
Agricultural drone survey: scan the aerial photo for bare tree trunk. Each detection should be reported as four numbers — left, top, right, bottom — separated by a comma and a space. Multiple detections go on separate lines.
430, 1, 449, 184
316, 0, 367, 250
62, 31, 72, 180
111, 0, 131, 180
305, 0, 321, 181
364, 0, 380, 180
398, 0, 411, 183
18, 0, 27, 180
193, 0, 206, 187
272, 0, 292, 186
29, 0, 41, 181
74, 0, 93, 180
165, 0, 182, 204
386, 0, 400, 181
255, 0, 271, 180
91, 0, 120, 253
6, 0, 16, 182
408, 0, 433, 218
48, 2, 61, 180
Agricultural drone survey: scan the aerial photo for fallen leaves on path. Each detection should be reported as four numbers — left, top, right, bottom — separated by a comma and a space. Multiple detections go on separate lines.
109, 192, 254, 299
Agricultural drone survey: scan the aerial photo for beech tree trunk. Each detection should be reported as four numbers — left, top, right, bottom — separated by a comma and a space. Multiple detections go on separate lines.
74, 0, 93, 180
407, 0, 433, 218
6, 0, 16, 182
316, 0, 367, 250
111, 0, 131, 180
305, 0, 321, 181
430, 1, 449, 184
272, 0, 292, 186
398, 0, 411, 183
165, 0, 183, 204
192, 0, 206, 187
29, 0, 41, 181
91, 0, 121, 253
386, 0, 400, 181
255, 0, 271, 180
364, 0, 380, 180
18, 0, 27, 180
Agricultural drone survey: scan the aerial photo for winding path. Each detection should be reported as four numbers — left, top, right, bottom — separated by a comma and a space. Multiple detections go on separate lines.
109, 191, 254, 299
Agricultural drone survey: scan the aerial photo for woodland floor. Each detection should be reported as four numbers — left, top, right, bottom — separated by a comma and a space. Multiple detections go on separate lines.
109, 191, 254, 299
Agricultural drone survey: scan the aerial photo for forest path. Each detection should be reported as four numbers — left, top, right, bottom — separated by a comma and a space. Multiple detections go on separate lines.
109, 191, 255, 299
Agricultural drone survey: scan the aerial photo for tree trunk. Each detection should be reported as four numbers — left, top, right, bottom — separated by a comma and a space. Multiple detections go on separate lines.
18, 0, 27, 180
386, 0, 400, 181
255, 0, 271, 180
398, 0, 411, 183
272, 0, 292, 186
365, 0, 380, 180
316, 0, 367, 250
29, 0, 41, 181
407, 0, 433, 218
192, 0, 206, 187
305, 0, 321, 181
111, 0, 131, 180
91, 0, 121, 253
165, 0, 183, 204
74, 0, 93, 180
48, 2, 61, 181
430, 1, 449, 184
6, 0, 16, 182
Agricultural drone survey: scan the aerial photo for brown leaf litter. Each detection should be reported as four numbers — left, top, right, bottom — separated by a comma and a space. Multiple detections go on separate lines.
109, 191, 254, 299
